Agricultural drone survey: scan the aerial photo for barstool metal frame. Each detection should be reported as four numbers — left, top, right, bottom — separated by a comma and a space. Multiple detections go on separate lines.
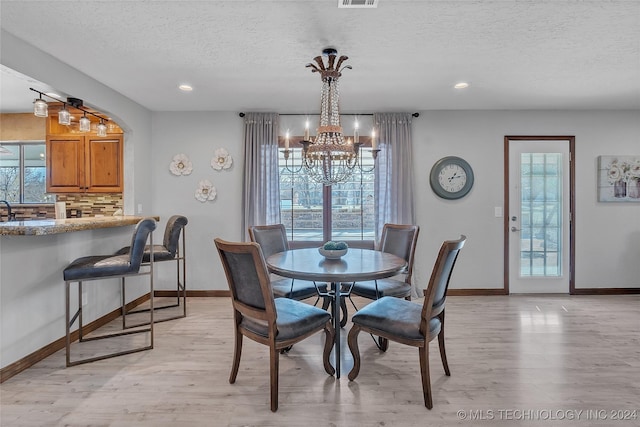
122, 218, 187, 327
65, 232, 155, 367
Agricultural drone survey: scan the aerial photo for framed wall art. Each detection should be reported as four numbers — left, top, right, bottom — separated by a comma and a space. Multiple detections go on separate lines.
597, 155, 640, 202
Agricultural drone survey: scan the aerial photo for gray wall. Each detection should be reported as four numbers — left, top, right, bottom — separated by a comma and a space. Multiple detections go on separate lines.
150, 110, 640, 291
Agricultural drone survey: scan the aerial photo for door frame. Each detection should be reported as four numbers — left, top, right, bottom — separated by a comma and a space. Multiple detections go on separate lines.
503, 136, 576, 294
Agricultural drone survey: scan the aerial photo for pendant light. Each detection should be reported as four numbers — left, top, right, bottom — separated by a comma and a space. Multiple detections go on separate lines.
58, 103, 71, 125
97, 119, 107, 137
29, 88, 112, 134
33, 94, 48, 117
79, 112, 91, 132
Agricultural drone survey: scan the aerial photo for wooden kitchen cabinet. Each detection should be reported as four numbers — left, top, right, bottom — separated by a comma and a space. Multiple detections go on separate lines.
46, 103, 123, 193
46, 134, 123, 193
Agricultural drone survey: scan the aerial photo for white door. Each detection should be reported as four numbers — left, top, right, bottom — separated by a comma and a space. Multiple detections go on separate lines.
508, 138, 572, 293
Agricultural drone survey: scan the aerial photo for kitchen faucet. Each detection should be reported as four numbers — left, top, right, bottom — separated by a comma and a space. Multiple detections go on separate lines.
0, 200, 15, 221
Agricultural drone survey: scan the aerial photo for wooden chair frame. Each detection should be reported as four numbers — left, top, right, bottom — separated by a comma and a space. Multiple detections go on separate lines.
215, 238, 335, 412
347, 235, 466, 409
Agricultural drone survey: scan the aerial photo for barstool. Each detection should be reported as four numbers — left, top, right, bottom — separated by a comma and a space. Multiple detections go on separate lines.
64, 218, 156, 366
116, 215, 188, 325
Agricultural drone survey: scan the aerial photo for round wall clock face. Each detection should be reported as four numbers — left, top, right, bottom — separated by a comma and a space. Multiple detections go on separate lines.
429, 156, 474, 199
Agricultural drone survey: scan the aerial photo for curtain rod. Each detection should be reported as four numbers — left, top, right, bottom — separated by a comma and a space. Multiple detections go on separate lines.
238, 112, 419, 118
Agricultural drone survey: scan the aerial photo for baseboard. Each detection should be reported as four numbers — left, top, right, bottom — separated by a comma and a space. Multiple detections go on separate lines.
447, 288, 508, 296
447, 288, 640, 296
154, 289, 230, 297
572, 287, 640, 295
0, 293, 150, 384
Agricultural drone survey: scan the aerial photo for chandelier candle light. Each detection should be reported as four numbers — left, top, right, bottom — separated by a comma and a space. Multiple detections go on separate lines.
283, 48, 380, 186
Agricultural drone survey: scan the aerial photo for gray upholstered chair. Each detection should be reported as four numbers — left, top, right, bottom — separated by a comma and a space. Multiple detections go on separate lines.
342, 224, 419, 331
117, 215, 188, 325
347, 235, 466, 409
214, 238, 335, 412
63, 218, 157, 366
248, 224, 320, 302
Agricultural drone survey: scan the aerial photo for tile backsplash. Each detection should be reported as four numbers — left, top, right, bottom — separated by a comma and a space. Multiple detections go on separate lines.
10, 193, 123, 220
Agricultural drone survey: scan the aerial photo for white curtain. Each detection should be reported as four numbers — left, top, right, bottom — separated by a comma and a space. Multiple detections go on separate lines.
373, 113, 416, 242
241, 113, 281, 241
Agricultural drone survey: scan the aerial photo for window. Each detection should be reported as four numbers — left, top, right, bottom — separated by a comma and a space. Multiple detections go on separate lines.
278, 144, 375, 242
519, 152, 563, 276
0, 142, 51, 203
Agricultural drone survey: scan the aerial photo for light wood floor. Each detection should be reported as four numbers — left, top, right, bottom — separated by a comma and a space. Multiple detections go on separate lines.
1, 295, 639, 426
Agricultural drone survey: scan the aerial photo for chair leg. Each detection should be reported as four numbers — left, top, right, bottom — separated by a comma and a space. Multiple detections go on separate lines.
377, 337, 389, 352
419, 345, 433, 409
121, 277, 127, 329
77, 281, 84, 341
229, 329, 243, 384
65, 281, 71, 367
322, 295, 331, 310
437, 311, 450, 376
339, 298, 348, 327
323, 322, 336, 376
270, 345, 279, 412
347, 324, 362, 381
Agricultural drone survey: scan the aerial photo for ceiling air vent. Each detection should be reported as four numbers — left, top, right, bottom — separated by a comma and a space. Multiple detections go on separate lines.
338, 0, 378, 8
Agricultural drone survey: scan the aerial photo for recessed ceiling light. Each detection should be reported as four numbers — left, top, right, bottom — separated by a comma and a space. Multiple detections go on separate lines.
45, 92, 63, 99
454, 82, 469, 89
178, 84, 193, 92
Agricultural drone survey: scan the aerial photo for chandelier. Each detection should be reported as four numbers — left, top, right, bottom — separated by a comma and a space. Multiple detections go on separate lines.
284, 48, 379, 186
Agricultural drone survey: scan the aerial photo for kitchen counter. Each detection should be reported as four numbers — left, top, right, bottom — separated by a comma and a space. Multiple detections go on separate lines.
0, 216, 152, 236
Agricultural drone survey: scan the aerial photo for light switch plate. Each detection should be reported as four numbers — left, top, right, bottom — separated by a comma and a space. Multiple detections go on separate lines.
494, 207, 503, 217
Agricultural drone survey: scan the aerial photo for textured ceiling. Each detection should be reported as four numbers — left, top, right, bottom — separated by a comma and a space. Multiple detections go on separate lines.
1, 0, 639, 113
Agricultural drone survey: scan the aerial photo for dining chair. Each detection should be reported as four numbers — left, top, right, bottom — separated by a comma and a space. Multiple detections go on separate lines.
214, 238, 335, 412
248, 224, 321, 302
347, 235, 466, 409
117, 215, 188, 326
63, 218, 157, 366
343, 224, 419, 332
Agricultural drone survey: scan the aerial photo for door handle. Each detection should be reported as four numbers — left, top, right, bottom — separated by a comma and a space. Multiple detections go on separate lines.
511, 226, 521, 232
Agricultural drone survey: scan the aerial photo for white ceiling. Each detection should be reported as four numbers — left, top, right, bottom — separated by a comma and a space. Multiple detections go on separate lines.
1, 0, 639, 114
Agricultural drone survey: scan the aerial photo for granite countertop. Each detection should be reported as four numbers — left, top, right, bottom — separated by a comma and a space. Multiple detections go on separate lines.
0, 216, 153, 236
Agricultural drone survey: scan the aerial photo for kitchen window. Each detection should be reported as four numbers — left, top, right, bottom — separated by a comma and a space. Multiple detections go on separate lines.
278, 146, 375, 243
0, 142, 51, 203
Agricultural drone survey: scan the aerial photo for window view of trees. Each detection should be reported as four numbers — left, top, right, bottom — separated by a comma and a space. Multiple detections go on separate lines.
519, 153, 562, 276
278, 147, 375, 242
0, 143, 50, 203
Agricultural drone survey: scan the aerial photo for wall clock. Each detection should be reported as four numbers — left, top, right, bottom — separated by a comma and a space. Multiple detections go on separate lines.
429, 156, 474, 199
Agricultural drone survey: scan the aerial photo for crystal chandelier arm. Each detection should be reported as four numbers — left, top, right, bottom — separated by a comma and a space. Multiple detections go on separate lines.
334, 55, 349, 70
327, 53, 336, 70
313, 55, 326, 70
306, 63, 321, 73
282, 148, 304, 174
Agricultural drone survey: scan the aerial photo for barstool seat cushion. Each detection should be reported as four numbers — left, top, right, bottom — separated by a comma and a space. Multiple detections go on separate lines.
63, 254, 134, 281
115, 244, 174, 262
114, 216, 187, 263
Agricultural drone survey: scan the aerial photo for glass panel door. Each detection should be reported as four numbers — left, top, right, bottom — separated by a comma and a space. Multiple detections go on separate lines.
508, 139, 570, 293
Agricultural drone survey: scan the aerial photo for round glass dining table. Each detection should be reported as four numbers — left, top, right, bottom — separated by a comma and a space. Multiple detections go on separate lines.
266, 247, 407, 378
